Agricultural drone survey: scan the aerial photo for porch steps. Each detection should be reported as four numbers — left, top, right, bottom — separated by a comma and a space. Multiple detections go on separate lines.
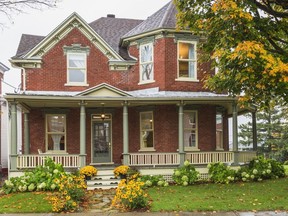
86, 168, 121, 190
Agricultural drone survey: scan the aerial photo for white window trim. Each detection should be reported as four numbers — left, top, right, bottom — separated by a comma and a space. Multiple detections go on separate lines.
176, 41, 199, 82
140, 111, 155, 150
139, 42, 154, 84
184, 110, 199, 151
45, 114, 67, 153
65, 52, 88, 86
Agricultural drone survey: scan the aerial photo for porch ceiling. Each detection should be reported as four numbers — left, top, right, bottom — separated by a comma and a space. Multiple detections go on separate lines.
4, 93, 246, 115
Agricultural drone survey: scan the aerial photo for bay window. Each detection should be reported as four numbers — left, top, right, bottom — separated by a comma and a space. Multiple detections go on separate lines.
139, 42, 154, 83
177, 41, 197, 80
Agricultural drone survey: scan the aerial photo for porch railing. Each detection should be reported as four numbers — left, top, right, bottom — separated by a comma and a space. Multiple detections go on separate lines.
185, 151, 234, 164
17, 154, 80, 169
237, 151, 257, 163
129, 153, 179, 166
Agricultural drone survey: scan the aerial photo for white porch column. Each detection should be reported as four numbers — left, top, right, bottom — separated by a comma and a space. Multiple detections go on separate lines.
24, 112, 30, 154
79, 101, 86, 167
122, 101, 129, 165
252, 111, 257, 151
10, 102, 18, 171
232, 101, 239, 164
232, 101, 238, 151
178, 101, 185, 166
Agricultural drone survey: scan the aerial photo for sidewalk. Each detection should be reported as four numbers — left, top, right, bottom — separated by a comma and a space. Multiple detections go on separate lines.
0, 212, 287, 216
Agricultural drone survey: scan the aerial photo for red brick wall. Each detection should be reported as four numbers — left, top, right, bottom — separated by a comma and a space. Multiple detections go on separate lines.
24, 29, 213, 92
28, 104, 219, 163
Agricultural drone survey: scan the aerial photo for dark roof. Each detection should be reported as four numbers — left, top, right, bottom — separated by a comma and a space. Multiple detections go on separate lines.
14, 34, 45, 58
89, 17, 143, 60
123, 1, 176, 38
12, 1, 177, 60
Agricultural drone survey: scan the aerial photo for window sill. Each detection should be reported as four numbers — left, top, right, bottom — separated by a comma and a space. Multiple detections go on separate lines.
138, 148, 156, 152
138, 80, 155, 85
175, 78, 199, 82
64, 83, 89, 87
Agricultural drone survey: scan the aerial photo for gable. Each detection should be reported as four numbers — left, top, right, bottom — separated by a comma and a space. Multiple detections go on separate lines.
22, 13, 123, 62
77, 83, 131, 97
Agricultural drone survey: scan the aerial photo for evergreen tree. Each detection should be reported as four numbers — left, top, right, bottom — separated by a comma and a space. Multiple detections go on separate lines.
239, 103, 288, 162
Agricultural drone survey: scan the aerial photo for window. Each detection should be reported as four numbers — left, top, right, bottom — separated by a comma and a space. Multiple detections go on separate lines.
177, 41, 197, 80
46, 114, 66, 152
184, 111, 198, 150
139, 43, 154, 83
216, 113, 223, 150
140, 112, 154, 149
67, 53, 87, 85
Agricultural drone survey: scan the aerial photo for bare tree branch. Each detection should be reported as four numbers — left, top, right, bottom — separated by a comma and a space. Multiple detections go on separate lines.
0, 0, 60, 27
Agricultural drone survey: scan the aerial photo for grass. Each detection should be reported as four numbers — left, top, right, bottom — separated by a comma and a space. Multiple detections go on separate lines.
0, 192, 52, 213
148, 178, 288, 212
1, 177, 288, 213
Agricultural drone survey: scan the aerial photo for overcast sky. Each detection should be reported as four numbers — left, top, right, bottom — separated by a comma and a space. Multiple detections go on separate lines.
0, 0, 170, 94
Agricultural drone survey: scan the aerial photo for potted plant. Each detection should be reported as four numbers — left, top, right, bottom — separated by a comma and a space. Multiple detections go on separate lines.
114, 165, 129, 179
79, 165, 97, 180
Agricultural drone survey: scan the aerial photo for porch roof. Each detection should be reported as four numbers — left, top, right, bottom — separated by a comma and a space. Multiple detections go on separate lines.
5, 88, 245, 115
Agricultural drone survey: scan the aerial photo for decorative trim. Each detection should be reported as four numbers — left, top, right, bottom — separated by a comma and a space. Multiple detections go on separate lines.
174, 33, 200, 43
63, 44, 90, 55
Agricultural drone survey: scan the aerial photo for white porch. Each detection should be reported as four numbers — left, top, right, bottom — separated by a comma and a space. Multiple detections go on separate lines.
16, 151, 256, 169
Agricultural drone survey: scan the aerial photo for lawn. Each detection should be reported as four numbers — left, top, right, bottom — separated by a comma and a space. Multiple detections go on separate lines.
0, 178, 287, 213
148, 178, 288, 212
0, 192, 52, 213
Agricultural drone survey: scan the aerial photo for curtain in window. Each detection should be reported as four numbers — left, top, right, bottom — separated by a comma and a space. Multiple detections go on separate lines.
48, 116, 65, 151
141, 44, 153, 81
188, 44, 195, 78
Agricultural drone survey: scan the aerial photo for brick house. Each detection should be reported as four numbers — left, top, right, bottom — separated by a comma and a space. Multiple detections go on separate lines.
0, 62, 10, 176
6, 1, 255, 177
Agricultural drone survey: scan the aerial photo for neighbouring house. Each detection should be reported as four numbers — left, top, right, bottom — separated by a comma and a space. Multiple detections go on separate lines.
6, 1, 256, 179
0, 62, 10, 176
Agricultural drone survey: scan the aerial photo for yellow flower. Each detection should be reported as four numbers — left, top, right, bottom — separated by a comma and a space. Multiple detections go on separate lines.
114, 165, 129, 177
79, 166, 97, 177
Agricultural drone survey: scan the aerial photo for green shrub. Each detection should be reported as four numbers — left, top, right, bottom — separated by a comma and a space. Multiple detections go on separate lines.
138, 175, 169, 187
237, 156, 285, 182
3, 157, 65, 194
207, 162, 236, 184
173, 160, 200, 186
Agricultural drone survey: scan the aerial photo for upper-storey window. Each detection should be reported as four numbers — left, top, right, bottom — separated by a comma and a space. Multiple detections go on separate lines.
67, 53, 87, 85
139, 42, 154, 84
177, 41, 198, 81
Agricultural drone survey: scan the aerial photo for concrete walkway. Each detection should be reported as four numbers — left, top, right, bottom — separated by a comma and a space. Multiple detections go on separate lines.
0, 211, 288, 216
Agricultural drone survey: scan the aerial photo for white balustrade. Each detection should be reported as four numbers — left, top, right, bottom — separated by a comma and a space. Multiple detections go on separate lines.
17, 154, 80, 169
129, 153, 179, 166
185, 151, 234, 164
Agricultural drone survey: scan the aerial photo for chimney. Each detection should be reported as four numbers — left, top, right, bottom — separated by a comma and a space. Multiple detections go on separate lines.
107, 14, 115, 18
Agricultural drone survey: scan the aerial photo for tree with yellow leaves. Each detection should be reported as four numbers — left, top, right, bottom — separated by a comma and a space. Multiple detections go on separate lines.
174, 0, 288, 108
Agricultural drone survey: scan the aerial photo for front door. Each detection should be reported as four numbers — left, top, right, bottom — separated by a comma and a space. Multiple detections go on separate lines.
92, 120, 112, 163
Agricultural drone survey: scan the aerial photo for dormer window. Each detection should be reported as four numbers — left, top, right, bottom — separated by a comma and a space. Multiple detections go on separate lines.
177, 41, 198, 81
139, 42, 154, 84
